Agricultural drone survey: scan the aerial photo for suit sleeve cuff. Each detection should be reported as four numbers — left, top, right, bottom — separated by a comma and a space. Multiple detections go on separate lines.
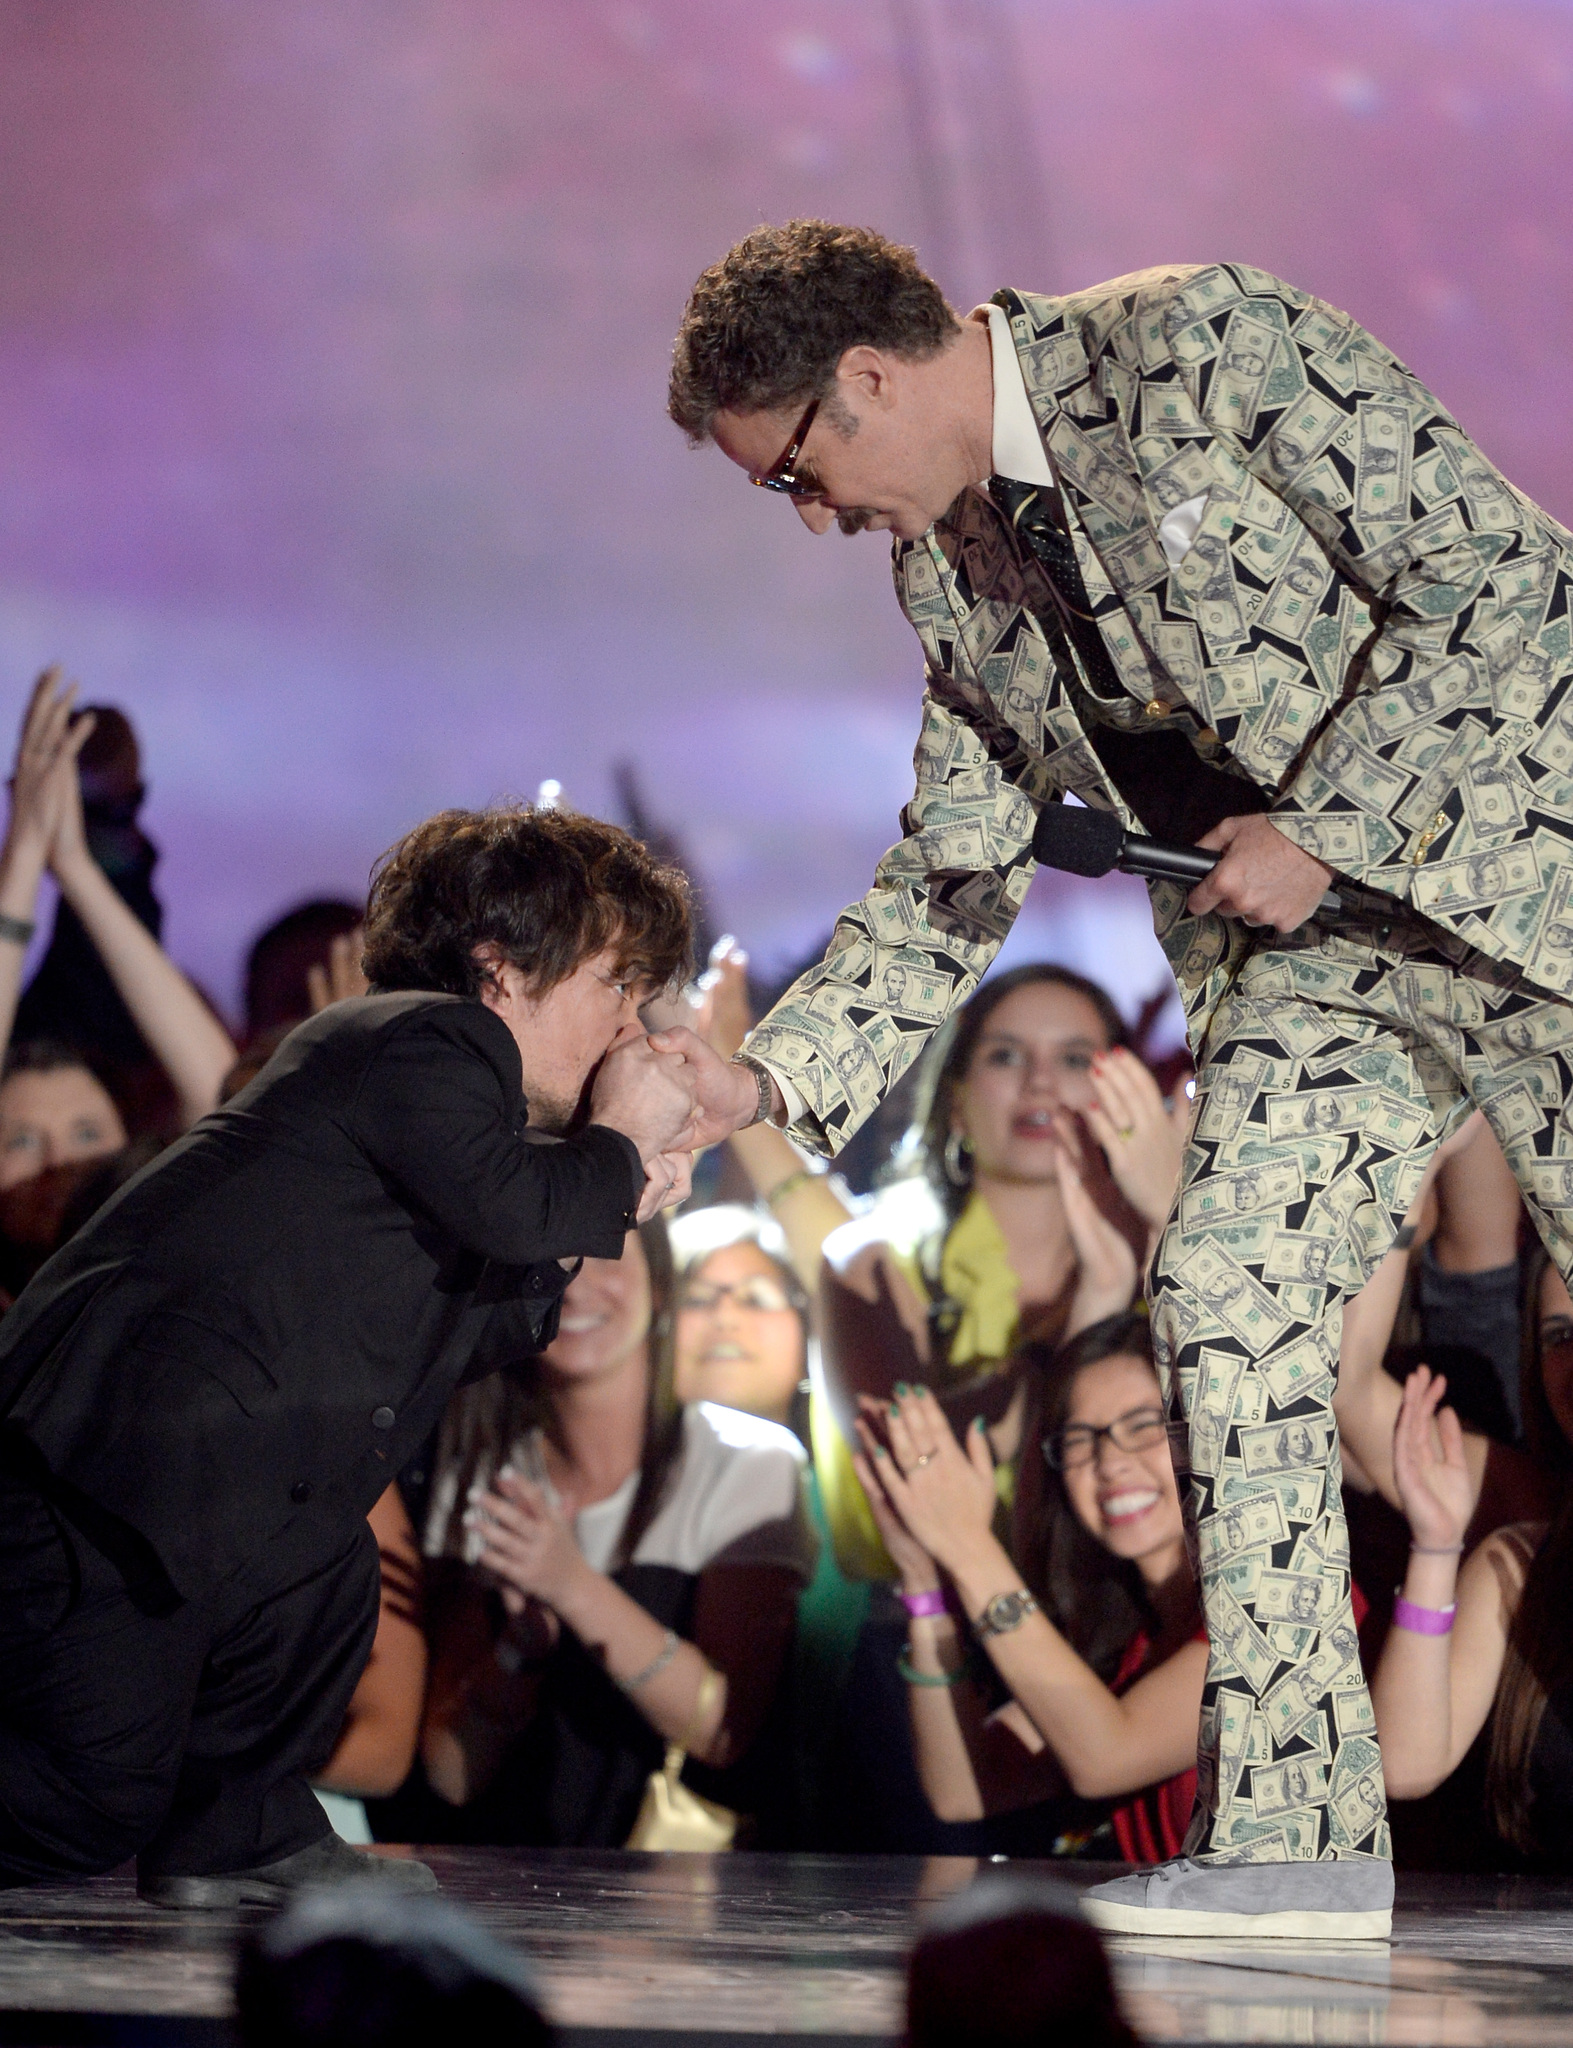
575, 1123, 645, 1246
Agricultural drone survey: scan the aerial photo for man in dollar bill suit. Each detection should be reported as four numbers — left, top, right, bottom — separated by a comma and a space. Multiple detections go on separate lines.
666, 221, 1573, 1938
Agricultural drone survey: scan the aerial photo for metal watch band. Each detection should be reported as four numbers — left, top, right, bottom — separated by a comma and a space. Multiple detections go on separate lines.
731, 1054, 774, 1128
973, 1590, 1039, 1641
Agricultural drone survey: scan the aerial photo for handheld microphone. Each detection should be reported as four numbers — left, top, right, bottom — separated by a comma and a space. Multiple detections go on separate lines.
1030, 805, 1342, 916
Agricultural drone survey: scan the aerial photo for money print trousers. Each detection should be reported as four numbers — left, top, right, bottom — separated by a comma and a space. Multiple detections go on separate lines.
1150, 895, 1573, 1863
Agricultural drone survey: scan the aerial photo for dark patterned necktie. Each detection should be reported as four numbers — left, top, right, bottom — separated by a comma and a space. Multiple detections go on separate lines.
986, 473, 1126, 703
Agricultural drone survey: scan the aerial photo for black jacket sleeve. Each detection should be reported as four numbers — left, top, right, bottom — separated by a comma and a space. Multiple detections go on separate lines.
348, 1003, 641, 1264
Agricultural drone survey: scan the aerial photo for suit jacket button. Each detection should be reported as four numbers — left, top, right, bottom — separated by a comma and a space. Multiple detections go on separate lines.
291, 1481, 313, 1504
372, 1406, 396, 1430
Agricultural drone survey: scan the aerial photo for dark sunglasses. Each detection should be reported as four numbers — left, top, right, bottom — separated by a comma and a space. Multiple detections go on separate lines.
751, 397, 821, 499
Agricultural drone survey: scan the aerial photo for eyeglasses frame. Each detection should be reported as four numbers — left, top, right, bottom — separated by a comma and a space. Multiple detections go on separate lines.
750, 396, 822, 498
1042, 1403, 1169, 1471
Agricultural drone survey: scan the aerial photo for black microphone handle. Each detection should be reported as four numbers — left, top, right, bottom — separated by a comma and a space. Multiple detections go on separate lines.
1118, 837, 1217, 883
1118, 833, 1342, 915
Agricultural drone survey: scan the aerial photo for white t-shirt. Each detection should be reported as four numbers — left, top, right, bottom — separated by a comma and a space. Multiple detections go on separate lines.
574, 1402, 813, 1579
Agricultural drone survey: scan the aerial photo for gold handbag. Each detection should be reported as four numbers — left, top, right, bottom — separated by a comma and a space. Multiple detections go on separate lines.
625, 1667, 737, 1852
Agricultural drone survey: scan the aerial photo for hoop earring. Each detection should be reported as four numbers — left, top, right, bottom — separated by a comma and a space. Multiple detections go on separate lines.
943, 1129, 973, 1188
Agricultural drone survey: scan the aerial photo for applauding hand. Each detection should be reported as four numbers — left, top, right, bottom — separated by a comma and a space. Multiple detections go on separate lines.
1392, 1366, 1472, 1555
465, 1467, 587, 1617
855, 1384, 997, 1579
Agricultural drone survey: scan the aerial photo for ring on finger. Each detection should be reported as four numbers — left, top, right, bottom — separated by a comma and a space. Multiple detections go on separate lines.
1114, 1123, 1136, 1140
913, 1450, 936, 1468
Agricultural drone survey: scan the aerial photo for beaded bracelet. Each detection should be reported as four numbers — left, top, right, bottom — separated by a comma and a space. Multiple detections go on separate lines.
618, 1627, 680, 1692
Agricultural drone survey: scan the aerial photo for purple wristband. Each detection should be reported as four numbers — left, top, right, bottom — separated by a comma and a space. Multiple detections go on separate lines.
1393, 1592, 1456, 1636
902, 1587, 948, 1620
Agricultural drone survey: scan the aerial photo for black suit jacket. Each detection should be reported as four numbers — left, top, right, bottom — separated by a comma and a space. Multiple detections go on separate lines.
0, 993, 642, 1597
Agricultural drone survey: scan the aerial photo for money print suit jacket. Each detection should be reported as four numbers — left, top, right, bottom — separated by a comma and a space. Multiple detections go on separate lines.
746, 261, 1573, 1153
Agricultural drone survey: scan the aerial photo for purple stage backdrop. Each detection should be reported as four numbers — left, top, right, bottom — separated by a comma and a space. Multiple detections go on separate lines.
1, 0, 1569, 1033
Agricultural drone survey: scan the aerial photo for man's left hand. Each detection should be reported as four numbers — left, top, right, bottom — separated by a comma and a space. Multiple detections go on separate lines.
1187, 813, 1333, 934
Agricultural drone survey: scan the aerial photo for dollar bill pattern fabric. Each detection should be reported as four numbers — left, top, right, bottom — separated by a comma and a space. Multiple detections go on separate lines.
1154, 892, 1573, 1862
747, 260, 1573, 1153
742, 262, 1573, 1860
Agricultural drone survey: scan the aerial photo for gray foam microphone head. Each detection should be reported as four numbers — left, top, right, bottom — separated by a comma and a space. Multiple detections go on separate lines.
1030, 803, 1124, 878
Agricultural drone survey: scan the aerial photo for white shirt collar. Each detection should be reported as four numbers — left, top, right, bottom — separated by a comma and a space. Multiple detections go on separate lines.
977, 302, 1054, 487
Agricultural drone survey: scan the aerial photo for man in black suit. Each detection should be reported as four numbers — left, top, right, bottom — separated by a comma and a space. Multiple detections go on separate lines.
0, 800, 705, 1905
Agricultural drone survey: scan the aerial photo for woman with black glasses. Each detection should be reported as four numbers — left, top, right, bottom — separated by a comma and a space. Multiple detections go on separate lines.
853, 1312, 1210, 1861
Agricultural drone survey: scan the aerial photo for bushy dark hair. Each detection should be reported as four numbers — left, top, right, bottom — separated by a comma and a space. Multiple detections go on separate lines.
668, 219, 961, 443
361, 805, 693, 1002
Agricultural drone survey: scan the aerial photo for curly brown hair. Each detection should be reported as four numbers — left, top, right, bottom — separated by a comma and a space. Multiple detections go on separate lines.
668, 219, 960, 444
362, 804, 692, 1003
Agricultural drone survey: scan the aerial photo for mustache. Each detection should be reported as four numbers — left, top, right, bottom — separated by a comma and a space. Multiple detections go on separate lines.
836, 506, 880, 536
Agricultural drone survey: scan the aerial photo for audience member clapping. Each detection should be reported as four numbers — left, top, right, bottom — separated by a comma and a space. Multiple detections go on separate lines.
1371, 1245, 1573, 1865
855, 1312, 1206, 1859
416, 1220, 814, 1847
0, 673, 236, 1297
816, 966, 1183, 1583
808, 966, 1184, 1853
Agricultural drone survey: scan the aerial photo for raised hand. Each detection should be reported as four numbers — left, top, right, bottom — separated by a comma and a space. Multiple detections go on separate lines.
1392, 1365, 1472, 1554
1084, 1047, 1183, 1238
307, 929, 369, 1012
7, 667, 94, 874
851, 1443, 941, 1589
855, 1384, 997, 1576
700, 938, 753, 1061
464, 1467, 585, 1615
1050, 1116, 1140, 1334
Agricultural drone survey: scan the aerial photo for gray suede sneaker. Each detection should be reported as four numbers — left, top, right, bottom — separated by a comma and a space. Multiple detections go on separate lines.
1081, 1856, 1392, 1940
138, 1831, 440, 1910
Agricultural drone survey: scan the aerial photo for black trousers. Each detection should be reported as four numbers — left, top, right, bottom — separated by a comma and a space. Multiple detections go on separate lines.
0, 1463, 379, 1882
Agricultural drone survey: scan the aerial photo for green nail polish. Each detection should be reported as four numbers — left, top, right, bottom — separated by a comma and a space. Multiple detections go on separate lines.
973, 1415, 987, 1433
874, 1443, 888, 1457
914, 1383, 930, 1399
889, 1402, 901, 1419
895, 1381, 911, 1397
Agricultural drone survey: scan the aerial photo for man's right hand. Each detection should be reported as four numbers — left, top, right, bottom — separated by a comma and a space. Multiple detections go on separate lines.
645, 1026, 774, 1146
588, 1028, 702, 1164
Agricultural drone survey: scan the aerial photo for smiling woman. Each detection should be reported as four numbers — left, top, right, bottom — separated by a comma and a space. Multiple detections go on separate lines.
854, 1312, 1208, 1862
808, 962, 1187, 1852
413, 1219, 816, 1850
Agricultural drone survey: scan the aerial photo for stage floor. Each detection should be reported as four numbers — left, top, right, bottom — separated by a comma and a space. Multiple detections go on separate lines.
0, 1849, 1570, 2046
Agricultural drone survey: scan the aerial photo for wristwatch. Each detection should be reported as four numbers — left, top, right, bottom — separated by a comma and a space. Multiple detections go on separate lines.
730, 1054, 775, 1128
973, 1590, 1040, 1641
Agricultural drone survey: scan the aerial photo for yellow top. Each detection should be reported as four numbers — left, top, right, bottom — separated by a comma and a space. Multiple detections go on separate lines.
813, 1186, 1023, 1581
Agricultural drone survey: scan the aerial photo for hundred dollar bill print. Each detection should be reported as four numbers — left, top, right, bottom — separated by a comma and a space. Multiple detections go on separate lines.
1152, 907, 1573, 1860
741, 260, 1573, 1859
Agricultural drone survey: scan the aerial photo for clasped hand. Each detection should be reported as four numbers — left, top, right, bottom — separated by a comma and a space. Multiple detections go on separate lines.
1186, 813, 1332, 934
464, 1466, 584, 1617
853, 1385, 998, 1580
